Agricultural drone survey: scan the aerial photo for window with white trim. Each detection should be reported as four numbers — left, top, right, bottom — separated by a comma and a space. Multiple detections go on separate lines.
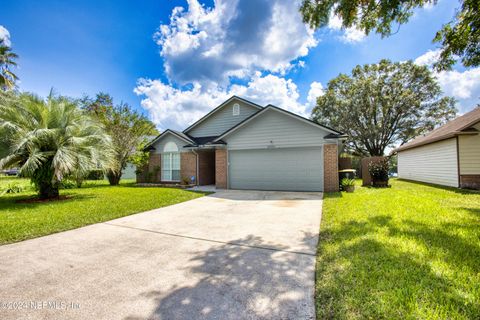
233, 103, 240, 116
162, 142, 180, 181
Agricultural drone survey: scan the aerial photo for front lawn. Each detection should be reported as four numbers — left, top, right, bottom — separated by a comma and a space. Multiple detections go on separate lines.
317, 179, 480, 319
0, 177, 206, 245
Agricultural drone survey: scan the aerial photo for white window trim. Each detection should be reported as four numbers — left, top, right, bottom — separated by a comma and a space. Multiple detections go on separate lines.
162, 152, 180, 182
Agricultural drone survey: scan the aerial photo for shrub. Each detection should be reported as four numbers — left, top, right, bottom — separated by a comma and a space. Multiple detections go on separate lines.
341, 178, 355, 187
87, 170, 104, 180
59, 179, 76, 189
1, 183, 23, 196
368, 159, 389, 186
340, 178, 355, 193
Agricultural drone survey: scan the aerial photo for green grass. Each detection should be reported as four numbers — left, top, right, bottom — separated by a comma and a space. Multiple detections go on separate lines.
316, 179, 480, 320
0, 176, 206, 245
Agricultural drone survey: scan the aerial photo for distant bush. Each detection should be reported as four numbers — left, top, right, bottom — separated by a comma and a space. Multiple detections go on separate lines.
59, 179, 76, 189
87, 170, 104, 180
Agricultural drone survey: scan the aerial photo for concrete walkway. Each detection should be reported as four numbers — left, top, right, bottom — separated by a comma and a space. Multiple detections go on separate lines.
0, 190, 322, 320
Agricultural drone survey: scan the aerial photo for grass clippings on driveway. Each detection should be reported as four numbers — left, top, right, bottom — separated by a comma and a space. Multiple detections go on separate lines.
317, 179, 480, 319
0, 177, 206, 245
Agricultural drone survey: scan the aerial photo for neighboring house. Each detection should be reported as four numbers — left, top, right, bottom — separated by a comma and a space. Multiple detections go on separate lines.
396, 107, 480, 189
120, 163, 137, 180
138, 96, 346, 192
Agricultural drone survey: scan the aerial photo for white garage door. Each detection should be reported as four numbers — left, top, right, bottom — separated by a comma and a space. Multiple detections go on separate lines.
228, 147, 323, 191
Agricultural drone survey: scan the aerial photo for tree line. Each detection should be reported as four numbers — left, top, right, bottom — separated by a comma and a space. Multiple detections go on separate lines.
0, 90, 157, 199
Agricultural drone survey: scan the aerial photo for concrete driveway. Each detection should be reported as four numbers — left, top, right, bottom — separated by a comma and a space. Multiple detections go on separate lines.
0, 190, 322, 320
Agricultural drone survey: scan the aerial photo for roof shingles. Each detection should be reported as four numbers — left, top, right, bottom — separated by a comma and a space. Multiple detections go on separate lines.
396, 107, 480, 152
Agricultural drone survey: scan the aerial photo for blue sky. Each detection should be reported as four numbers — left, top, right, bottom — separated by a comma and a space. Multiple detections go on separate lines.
1, 0, 478, 130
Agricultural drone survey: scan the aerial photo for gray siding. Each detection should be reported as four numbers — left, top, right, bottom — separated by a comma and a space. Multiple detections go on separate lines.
224, 109, 329, 150
398, 138, 459, 187
187, 100, 260, 137
228, 147, 324, 191
151, 133, 189, 154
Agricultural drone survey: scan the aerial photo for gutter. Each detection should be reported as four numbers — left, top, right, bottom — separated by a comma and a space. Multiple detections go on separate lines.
395, 131, 478, 153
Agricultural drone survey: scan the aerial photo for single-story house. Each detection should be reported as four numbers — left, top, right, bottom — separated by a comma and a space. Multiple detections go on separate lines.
396, 107, 480, 189
137, 96, 346, 192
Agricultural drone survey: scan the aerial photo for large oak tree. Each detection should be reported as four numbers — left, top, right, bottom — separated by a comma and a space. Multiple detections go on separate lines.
312, 60, 456, 156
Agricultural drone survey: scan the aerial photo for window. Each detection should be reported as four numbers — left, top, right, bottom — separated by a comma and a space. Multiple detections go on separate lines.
162, 142, 180, 181
233, 103, 240, 116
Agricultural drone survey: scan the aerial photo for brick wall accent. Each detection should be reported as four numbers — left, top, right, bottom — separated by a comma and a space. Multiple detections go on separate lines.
460, 175, 480, 190
338, 157, 352, 170
361, 156, 386, 186
198, 150, 215, 185
215, 149, 228, 189
136, 153, 162, 183
148, 154, 162, 182
136, 164, 148, 183
181, 152, 197, 184
324, 144, 339, 192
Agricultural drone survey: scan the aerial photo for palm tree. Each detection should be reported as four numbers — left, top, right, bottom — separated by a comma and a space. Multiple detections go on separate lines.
0, 39, 19, 91
0, 92, 114, 199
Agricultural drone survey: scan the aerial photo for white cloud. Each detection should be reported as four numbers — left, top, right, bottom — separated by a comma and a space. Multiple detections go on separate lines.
414, 49, 441, 66
306, 81, 324, 108
414, 50, 480, 112
135, 73, 320, 130
327, 14, 366, 43
156, 0, 317, 87
436, 68, 480, 102
342, 28, 366, 43
136, 0, 323, 130
0, 25, 11, 47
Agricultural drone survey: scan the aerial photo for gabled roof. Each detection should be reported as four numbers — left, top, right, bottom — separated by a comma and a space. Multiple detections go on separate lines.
144, 129, 195, 151
182, 136, 226, 148
183, 96, 263, 134
395, 107, 480, 152
213, 104, 345, 142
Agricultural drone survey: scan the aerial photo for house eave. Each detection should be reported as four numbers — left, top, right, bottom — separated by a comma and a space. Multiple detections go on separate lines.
395, 130, 478, 153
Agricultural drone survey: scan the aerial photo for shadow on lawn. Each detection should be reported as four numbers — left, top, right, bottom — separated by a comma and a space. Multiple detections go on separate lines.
397, 178, 480, 195
126, 235, 317, 320
462, 207, 480, 217
316, 215, 480, 319
0, 193, 97, 212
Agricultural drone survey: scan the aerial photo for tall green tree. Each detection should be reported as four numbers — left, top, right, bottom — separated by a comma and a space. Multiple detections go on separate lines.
312, 60, 457, 156
0, 39, 19, 90
0, 92, 114, 199
300, 0, 480, 70
81, 93, 158, 185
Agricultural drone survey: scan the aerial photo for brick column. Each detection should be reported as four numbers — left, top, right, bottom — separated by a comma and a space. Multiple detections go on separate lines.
215, 149, 228, 189
323, 144, 339, 192
181, 152, 197, 184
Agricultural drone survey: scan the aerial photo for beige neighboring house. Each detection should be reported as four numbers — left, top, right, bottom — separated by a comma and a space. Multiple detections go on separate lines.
138, 96, 346, 192
396, 107, 480, 189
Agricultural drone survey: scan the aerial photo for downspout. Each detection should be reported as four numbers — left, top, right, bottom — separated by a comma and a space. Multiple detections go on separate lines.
456, 136, 461, 188
192, 149, 199, 186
